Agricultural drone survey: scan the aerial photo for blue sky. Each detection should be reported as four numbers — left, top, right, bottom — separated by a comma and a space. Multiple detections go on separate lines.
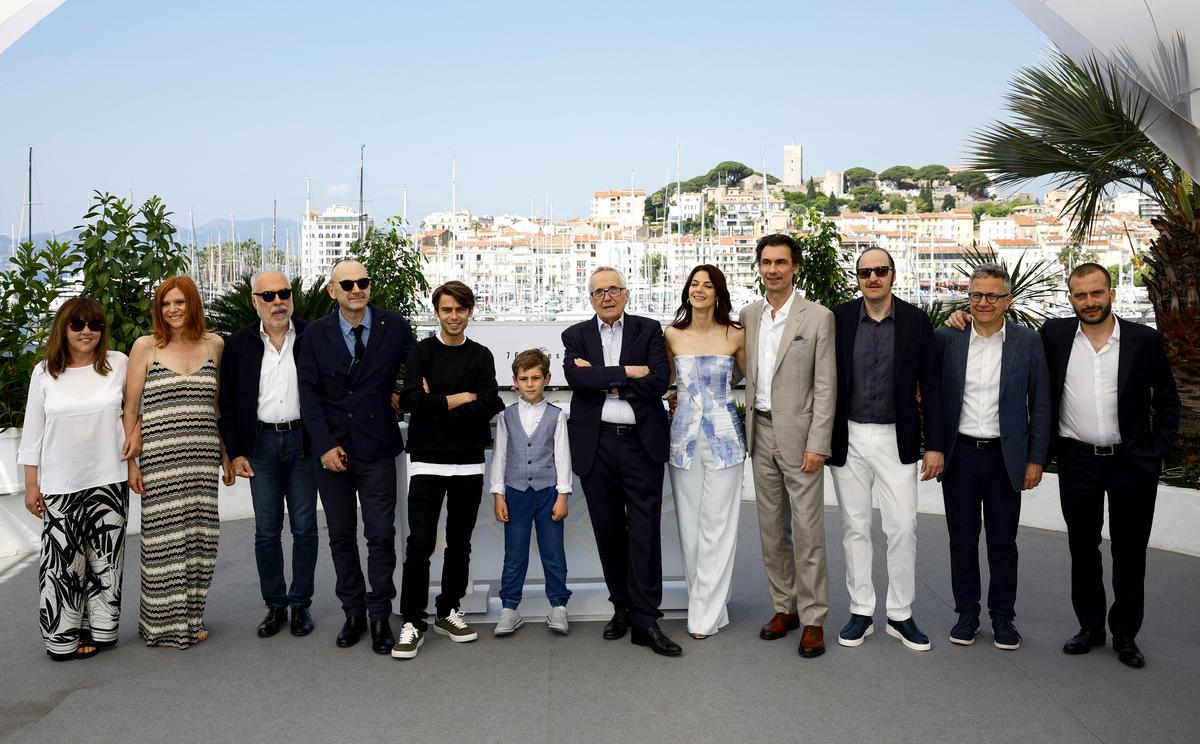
0, 0, 1048, 236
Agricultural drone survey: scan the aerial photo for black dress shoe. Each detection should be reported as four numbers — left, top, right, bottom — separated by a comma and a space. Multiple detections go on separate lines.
336, 614, 368, 648
602, 609, 631, 640
1112, 636, 1145, 668
631, 625, 683, 657
257, 606, 288, 637
1062, 628, 1106, 655
370, 619, 395, 655
290, 606, 314, 637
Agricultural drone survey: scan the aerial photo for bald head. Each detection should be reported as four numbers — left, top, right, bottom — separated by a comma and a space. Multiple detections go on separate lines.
327, 258, 372, 317
331, 259, 367, 283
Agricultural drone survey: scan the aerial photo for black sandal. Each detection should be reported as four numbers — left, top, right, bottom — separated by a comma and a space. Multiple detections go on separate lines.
80, 629, 118, 653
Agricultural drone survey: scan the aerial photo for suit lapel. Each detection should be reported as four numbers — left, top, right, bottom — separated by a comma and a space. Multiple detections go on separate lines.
843, 297, 863, 377
891, 295, 907, 385
772, 293, 805, 379
618, 315, 635, 365
324, 310, 352, 365
743, 300, 763, 384
998, 326, 1013, 399
1054, 319, 1076, 394
584, 315, 605, 365
1116, 318, 1133, 403
365, 305, 388, 367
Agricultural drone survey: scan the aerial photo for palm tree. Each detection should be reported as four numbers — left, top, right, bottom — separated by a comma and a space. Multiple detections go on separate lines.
969, 49, 1200, 458
205, 274, 335, 335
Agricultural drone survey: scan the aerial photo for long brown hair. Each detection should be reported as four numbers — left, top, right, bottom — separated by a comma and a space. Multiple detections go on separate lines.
43, 297, 111, 379
151, 275, 207, 347
670, 264, 742, 330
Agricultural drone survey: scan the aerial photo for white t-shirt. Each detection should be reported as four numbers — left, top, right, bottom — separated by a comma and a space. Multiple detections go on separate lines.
17, 352, 129, 495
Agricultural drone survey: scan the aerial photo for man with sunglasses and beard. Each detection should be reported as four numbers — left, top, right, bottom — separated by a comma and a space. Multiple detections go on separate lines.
219, 271, 319, 639
298, 259, 417, 655
829, 248, 945, 652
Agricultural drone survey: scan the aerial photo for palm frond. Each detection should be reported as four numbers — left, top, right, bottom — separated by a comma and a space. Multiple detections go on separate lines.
953, 245, 1061, 328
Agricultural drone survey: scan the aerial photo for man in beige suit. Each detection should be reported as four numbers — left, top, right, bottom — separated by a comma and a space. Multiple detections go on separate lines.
741, 233, 837, 658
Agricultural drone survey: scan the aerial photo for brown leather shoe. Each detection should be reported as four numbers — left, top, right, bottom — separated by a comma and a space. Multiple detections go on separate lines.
759, 612, 801, 640
799, 625, 825, 658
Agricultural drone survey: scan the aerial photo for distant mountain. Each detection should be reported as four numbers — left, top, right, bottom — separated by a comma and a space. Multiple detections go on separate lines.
0, 218, 301, 262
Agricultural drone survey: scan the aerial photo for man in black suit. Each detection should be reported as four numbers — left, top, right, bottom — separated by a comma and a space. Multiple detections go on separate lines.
828, 247, 945, 653
297, 259, 416, 655
562, 266, 678, 656
1042, 263, 1179, 668
218, 270, 318, 638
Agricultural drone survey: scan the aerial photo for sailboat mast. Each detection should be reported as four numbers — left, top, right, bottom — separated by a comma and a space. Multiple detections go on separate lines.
27, 146, 33, 244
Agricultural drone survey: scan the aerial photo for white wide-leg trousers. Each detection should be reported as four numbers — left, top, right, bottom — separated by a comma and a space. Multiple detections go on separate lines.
668, 437, 743, 636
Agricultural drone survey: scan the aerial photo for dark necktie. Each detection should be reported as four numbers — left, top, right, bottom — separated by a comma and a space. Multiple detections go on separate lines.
352, 325, 365, 362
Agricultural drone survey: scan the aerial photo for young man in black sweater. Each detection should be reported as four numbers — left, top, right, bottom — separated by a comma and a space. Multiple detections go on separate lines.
393, 281, 505, 659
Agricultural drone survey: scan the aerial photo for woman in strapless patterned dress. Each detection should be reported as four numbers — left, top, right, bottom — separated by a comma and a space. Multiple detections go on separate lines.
664, 265, 747, 639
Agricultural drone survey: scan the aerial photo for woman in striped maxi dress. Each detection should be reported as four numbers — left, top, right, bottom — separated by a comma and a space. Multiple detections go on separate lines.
125, 276, 233, 648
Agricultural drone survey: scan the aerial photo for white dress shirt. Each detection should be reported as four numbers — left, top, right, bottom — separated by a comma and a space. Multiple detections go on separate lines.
754, 292, 796, 412
408, 332, 488, 477
489, 399, 573, 494
18, 353, 129, 495
598, 315, 637, 425
959, 321, 1005, 438
257, 323, 301, 424
1060, 318, 1121, 445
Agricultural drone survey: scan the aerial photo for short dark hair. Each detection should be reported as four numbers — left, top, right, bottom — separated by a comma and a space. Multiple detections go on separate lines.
431, 280, 476, 311
511, 348, 551, 376
1067, 262, 1111, 290
755, 233, 801, 266
856, 247, 895, 271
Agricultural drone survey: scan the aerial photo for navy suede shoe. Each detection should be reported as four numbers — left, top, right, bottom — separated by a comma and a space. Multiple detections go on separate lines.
992, 617, 1022, 650
950, 611, 980, 646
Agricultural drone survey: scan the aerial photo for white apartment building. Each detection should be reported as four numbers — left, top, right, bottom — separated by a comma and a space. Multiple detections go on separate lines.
591, 189, 646, 231
421, 209, 476, 234
300, 204, 372, 286
667, 192, 704, 222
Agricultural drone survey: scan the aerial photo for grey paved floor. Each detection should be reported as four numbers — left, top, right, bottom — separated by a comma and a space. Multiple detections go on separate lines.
1, 504, 1198, 744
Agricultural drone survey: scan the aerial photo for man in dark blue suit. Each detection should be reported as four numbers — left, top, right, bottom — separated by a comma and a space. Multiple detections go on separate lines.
218, 270, 318, 639
562, 266, 679, 657
297, 259, 416, 655
935, 263, 1051, 651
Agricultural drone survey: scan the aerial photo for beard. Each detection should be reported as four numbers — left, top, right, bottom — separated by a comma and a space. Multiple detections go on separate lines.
1074, 301, 1113, 325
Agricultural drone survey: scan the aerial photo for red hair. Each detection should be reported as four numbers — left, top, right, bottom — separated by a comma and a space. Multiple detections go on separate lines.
152, 275, 207, 346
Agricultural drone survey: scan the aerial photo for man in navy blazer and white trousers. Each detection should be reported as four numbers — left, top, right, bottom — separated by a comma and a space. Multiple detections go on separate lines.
562, 266, 679, 657
935, 263, 1051, 651
297, 259, 416, 655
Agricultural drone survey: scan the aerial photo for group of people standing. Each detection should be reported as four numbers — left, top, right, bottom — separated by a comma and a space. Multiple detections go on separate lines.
19, 237, 1179, 669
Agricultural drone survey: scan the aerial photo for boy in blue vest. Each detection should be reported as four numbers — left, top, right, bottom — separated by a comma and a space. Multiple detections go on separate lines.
489, 348, 573, 636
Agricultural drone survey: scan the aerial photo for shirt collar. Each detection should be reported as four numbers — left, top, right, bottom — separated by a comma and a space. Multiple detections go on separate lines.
338, 306, 372, 337
259, 321, 295, 340
858, 296, 895, 323
1073, 314, 1120, 344
969, 318, 1006, 342
763, 291, 796, 320
436, 332, 469, 345
518, 397, 547, 411
597, 314, 625, 332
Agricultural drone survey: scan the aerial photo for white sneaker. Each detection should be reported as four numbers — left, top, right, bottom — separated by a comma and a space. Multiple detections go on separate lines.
547, 605, 569, 635
494, 608, 524, 636
391, 622, 423, 659
433, 609, 478, 642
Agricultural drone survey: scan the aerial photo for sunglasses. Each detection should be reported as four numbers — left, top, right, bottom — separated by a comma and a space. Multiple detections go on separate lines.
338, 277, 372, 292
254, 288, 293, 302
856, 266, 893, 279
68, 319, 105, 332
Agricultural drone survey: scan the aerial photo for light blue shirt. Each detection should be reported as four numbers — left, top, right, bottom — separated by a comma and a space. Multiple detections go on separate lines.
597, 314, 637, 425
338, 306, 372, 357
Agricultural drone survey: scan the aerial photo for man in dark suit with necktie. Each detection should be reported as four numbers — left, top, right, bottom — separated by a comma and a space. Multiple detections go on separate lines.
297, 259, 416, 655
562, 266, 678, 657
934, 263, 1051, 651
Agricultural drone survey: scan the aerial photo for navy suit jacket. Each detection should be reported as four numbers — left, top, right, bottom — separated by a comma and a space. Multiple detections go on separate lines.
829, 295, 946, 466
934, 323, 1052, 491
562, 313, 670, 476
217, 317, 309, 461
1039, 316, 1179, 476
297, 305, 416, 461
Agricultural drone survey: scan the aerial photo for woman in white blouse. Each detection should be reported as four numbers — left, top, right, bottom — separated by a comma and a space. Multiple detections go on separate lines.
19, 297, 137, 661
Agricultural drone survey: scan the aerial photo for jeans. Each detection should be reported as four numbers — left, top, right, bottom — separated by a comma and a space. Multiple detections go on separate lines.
499, 486, 571, 609
249, 428, 319, 608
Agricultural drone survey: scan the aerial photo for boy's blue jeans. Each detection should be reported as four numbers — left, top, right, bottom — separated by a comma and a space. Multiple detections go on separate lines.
500, 485, 571, 609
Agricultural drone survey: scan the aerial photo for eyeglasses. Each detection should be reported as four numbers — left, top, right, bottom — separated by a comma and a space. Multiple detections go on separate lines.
968, 291, 1011, 304
589, 286, 627, 300
68, 319, 105, 332
856, 266, 893, 279
337, 277, 372, 292
253, 288, 292, 302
